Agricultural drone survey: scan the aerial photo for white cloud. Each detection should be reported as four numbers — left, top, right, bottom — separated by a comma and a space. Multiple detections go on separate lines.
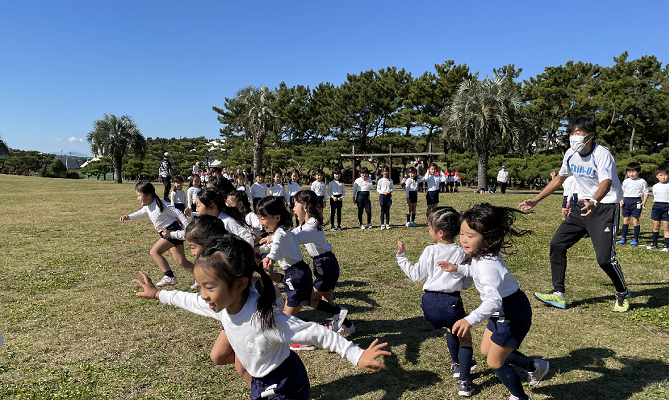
68, 137, 83, 143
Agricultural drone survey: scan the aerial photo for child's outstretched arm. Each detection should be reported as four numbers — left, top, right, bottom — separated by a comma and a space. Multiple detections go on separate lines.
396, 241, 405, 254
357, 339, 391, 372
132, 271, 160, 300
120, 215, 130, 222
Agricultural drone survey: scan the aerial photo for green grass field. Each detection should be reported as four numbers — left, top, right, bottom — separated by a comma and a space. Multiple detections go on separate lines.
0, 174, 667, 399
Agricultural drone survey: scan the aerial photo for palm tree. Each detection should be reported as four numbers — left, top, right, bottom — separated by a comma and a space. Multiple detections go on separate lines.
238, 86, 276, 176
444, 75, 521, 190
87, 114, 146, 183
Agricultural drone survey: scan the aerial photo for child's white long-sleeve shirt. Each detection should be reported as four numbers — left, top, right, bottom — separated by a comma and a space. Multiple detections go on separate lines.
268, 183, 285, 197
418, 174, 443, 192
267, 226, 304, 270
311, 181, 326, 196
187, 187, 201, 209
170, 190, 186, 206
561, 176, 576, 198
292, 217, 333, 257
621, 178, 649, 198
327, 181, 345, 197
397, 243, 471, 293
218, 212, 254, 247
353, 177, 373, 198
236, 185, 251, 201
250, 183, 267, 199
285, 182, 301, 203
652, 182, 669, 203
405, 178, 417, 197
128, 199, 188, 233
376, 178, 394, 194
246, 212, 263, 237
454, 255, 520, 327
159, 290, 364, 378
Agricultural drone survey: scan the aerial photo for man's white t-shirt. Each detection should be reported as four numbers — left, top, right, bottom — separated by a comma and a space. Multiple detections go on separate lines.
558, 143, 622, 204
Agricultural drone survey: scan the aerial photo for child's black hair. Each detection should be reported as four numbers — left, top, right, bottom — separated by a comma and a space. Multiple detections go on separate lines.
293, 190, 324, 229
184, 215, 230, 252
227, 190, 253, 215
236, 172, 246, 181
380, 166, 390, 175
314, 169, 325, 178
359, 166, 369, 175
196, 188, 249, 228
256, 196, 292, 229
408, 167, 417, 175
461, 203, 531, 262
626, 162, 642, 173
427, 207, 460, 241
429, 163, 439, 170
656, 163, 668, 176
290, 169, 300, 180
135, 181, 163, 212
332, 168, 341, 178
256, 171, 265, 177
196, 236, 276, 331
188, 174, 201, 188
566, 115, 596, 135
174, 175, 184, 183
208, 175, 235, 194
273, 169, 283, 178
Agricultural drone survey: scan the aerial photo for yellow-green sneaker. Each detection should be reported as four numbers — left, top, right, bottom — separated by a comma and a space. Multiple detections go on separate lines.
534, 291, 566, 309
613, 290, 630, 313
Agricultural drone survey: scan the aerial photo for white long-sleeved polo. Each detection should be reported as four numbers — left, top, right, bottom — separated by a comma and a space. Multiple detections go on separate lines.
397, 243, 470, 292
169, 211, 253, 246
652, 182, 669, 203
267, 226, 304, 270
250, 183, 268, 199
285, 182, 301, 203
158, 290, 364, 378
405, 178, 417, 197
353, 177, 373, 198
418, 174, 443, 192
246, 212, 263, 237
187, 186, 201, 209
268, 183, 285, 197
292, 217, 333, 257
454, 255, 520, 327
562, 176, 576, 197
128, 199, 189, 234
311, 181, 326, 196
170, 190, 186, 206
236, 185, 251, 201
621, 178, 649, 198
376, 178, 394, 194
327, 181, 345, 197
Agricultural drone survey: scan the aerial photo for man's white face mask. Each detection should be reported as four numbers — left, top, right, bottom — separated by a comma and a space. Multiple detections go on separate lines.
569, 134, 592, 153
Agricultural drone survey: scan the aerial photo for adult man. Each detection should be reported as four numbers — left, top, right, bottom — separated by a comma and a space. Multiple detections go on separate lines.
497, 165, 510, 194
158, 152, 173, 201
519, 115, 629, 313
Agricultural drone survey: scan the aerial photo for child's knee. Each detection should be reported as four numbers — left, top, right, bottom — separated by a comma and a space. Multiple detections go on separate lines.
486, 355, 504, 369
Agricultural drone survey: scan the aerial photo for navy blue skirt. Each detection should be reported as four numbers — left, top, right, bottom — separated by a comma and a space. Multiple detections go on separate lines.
486, 290, 532, 350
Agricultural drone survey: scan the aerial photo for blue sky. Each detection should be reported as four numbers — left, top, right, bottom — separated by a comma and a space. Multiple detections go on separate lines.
1, 0, 667, 156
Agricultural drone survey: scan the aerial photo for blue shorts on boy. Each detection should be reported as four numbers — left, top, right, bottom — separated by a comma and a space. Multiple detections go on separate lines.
426, 190, 439, 205
283, 260, 313, 307
159, 221, 184, 246
250, 351, 310, 400
312, 251, 340, 292
621, 197, 643, 218
651, 202, 669, 221
422, 291, 465, 330
486, 290, 532, 350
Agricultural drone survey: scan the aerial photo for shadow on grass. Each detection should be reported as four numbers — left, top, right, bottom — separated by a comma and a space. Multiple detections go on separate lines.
568, 284, 669, 310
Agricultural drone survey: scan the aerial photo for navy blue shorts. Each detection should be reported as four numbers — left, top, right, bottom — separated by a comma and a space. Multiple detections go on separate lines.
426, 190, 440, 205
379, 193, 392, 208
159, 221, 184, 246
312, 252, 340, 292
282, 260, 313, 307
253, 197, 263, 211
562, 194, 578, 208
421, 291, 465, 330
356, 191, 371, 209
317, 195, 325, 207
486, 290, 532, 350
289, 196, 295, 209
250, 351, 310, 400
330, 195, 343, 209
651, 202, 669, 221
190, 203, 197, 212
622, 197, 643, 218
407, 191, 418, 204
173, 203, 186, 213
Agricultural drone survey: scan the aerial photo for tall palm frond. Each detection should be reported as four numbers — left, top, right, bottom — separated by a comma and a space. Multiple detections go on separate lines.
87, 114, 146, 183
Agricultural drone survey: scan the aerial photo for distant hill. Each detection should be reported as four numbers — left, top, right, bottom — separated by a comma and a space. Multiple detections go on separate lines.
50, 151, 92, 158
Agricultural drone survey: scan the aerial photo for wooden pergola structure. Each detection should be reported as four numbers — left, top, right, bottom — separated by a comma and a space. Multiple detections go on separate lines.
341, 143, 444, 183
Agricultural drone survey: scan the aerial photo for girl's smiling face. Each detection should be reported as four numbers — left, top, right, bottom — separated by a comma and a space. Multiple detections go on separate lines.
136, 190, 153, 206
315, 173, 324, 182
226, 195, 243, 213
429, 166, 437, 175
360, 172, 368, 179
258, 213, 281, 232
186, 239, 203, 257
195, 197, 220, 217
273, 174, 282, 184
195, 265, 247, 314
255, 175, 264, 184
382, 169, 389, 178
291, 172, 299, 182
193, 176, 201, 186
408, 172, 417, 179
459, 220, 484, 255
294, 202, 308, 223
333, 172, 341, 181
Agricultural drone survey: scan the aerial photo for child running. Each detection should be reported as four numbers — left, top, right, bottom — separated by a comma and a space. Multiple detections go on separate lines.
170, 175, 186, 213
647, 163, 669, 251
187, 174, 202, 214
133, 235, 390, 400
376, 166, 394, 230
396, 207, 477, 396
120, 182, 193, 287
439, 204, 549, 400
617, 162, 649, 246
327, 169, 345, 231
292, 190, 354, 341
419, 163, 444, 218
353, 166, 373, 229
286, 169, 302, 227
405, 167, 419, 227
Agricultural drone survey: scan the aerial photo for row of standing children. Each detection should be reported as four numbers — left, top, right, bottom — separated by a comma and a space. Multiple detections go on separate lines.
397, 204, 549, 399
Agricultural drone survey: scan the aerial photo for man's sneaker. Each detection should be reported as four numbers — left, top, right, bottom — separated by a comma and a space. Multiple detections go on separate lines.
613, 289, 631, 313
527, 359, 550, 386
331, 308, 348, 333
629, 240, 639, 246
337, 226, 342, 231
359, 224, 366, 230
289, 343, 315, 351
616, 238, 627, 245
367, 223, 372, 229
190, 280, 200, 289
457, 380, 475, 397
451, 360, 479, 378
534, 291, 566, 309
155, 276, 178, 287
647, 245, 658, 250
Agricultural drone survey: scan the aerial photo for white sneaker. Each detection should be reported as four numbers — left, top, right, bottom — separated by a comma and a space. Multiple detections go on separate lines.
367, 224, 372, 229
338, 323, 355, 335
359, 224, 366, 230
663, 247, 669, 252
386, 224, 392, 230
155, 275, 178, 287
405, 222, 410, 227
331, 307, 348, 332
380, 225, 385, 230
527, 359, 550, 386
190, 280, 200, 289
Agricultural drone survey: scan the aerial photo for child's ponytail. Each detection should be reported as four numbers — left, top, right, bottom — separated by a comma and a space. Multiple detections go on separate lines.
253, 263, 277, 331
135, 181, 163, 212
294, 190, 323, 229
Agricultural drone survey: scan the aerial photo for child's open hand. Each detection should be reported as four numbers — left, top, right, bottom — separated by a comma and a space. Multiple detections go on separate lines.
357, 338, 391, 372
184, 208, 192, 217
397, 241, 405, 254
158, 227, 170, 237
437, 261, 458, 273
451, 318, 472, 337
120, 215, 130, 222
259, 236, 272, 245
132, 271, 160, 299
262, 257, 275, 271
